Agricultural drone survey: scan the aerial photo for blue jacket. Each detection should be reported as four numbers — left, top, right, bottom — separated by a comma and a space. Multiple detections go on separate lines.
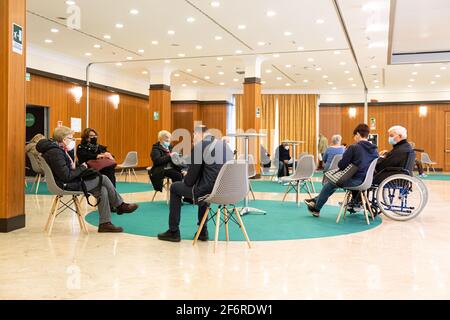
323, 146, 346, 170
338, 141, 378, 182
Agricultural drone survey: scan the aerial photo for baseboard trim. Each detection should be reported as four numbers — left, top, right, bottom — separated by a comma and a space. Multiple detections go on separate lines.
0, 214, 26, 233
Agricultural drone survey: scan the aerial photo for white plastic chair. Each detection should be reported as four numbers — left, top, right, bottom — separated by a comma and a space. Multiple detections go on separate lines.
322, 154, 344, 185
117, 151, 138, 182
280, 154, 315, 206
193, 160, 251, 252
421, 153, 437, 173
336, 158, 378, 225
38, 155, 88, 236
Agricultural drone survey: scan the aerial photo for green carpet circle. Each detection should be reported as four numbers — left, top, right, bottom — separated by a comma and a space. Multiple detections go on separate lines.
25, 181, 153, 195
85, 200, 382, 241
251, 180, 344, 194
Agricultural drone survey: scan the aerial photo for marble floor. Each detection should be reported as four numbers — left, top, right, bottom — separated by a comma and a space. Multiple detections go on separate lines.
1, 172, 449, 300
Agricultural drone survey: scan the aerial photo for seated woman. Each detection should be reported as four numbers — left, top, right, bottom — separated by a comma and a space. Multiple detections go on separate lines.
276, 142, 292, 178
76, 128, 117, 187
37, 126, 138, 233
304, 124, 378, 217
26, 133, 46, 157
323, 134, 345, 171
149, 130, 183, 192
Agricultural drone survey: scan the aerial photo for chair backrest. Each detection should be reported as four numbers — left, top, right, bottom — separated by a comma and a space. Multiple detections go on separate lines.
202, 160, 249, 205
260, 145, 271, 165
353, 158, 379, 190
291, 154, 315, 179
421, 152, 433, 164
123, 151, 138, 166
326, 154, 343, 172
298, 152, 308, 160
37, 155, 65, 195
404, 150, 416, 175
27, 152, 44, 175
238, 154, 256, 178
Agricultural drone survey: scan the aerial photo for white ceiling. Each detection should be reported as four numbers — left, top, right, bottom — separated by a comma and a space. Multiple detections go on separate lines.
26, 0, 450, 94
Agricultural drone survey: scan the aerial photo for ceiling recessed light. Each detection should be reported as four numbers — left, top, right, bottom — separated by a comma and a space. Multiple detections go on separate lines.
195, 45, 203, 50
44, 39, 53, 43
215, 35, 222, 40
322, 75, 328, 79
315, 67, 322, 71
307, 58, 314, 62
257, 41, 265, 46
138, 49, 145, 53
103, 34, 111, 39
182, 84, 187, 87
261, 80, 266, 84
115, 23, 124, 29
85, 52, 92, 56
204, 76, 210, 80
332, 87, 337, 90
435, 74, 441, 78
273, 53, 280, 58
217, 57, 223, 61
129, 9, 139, 15
285, 64, 292, 68
375, 85, 380, 88
265, 69, 272, 73
351, 83, 357, 87
284, 31, 292, 36
233, 78, 239, 82
116, 63, 122, 66
348, 77, 354, 81
440, 66, 447, 70
285, 83, 291, 87
65, 1, 75, 5
276, 77, 283, 80
151, 40, 159, 45
266, 10, 276, 17
186, 17, 196, 23
328, 81, 334, 85
94, 44, 101, 49
339, 61, 346, 65
407, 84, 412, 88
431, 81, 436, 84
164, 60, 171, 64
326, 37, 334, 42
411, 71, 418, 75
238, 25, 246, 30
219, 82, 225, 86
177, 53, 185, 57
50, 28, 59, 33
174, 73, 180, 77
316, 19, 325, 24
126, 56, 133, 60
218, 71, 224, 75
210, 1, 220, 7
235, 50, 243, 54
297, 46, 304, 51
344, 70, 350, 74
370, 65, 377, 69
334, 50, 341, 55
303, 79, 309, 83
373, 79, 379, 83
168, 30, 175, 35
192, 80, 198, 84
409, 78, 415, 82
186, 68, 192, 72
142, 70, 148, 75
414, 64, 421, 67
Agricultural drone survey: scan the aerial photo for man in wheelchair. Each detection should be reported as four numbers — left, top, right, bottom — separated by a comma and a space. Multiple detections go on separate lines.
348, 125, 415, 214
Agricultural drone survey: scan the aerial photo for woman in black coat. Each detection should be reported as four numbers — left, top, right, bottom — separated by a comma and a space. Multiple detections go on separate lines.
149, 130, 183, 192
76, 128, 116, 187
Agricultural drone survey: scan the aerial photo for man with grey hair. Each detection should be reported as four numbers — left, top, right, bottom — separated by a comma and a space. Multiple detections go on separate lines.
374, 125, 414, 184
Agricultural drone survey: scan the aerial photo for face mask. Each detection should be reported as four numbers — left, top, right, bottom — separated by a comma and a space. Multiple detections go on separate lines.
66, 139, 76, 151
388, 136, 397, 145
284, 146, 289, 150
162, 141, 170, 148
90, 137, 98, 145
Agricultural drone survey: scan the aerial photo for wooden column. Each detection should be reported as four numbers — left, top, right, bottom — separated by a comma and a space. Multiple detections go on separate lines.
243, 77, 262, 174
0, 0, 26, 232
149, 85, 171, 165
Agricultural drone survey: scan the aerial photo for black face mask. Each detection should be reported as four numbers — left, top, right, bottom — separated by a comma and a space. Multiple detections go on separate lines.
90, 137, 98, 145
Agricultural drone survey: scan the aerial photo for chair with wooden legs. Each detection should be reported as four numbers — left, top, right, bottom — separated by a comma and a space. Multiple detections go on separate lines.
280, 154, 316, 206
151, 177, 171, 205
117, 151, 138, 182
38, 155, 89, 236
27, 152, 45, 194
336, 159, 378, 225
421, 153, 437, 174
193, 160, 251, 252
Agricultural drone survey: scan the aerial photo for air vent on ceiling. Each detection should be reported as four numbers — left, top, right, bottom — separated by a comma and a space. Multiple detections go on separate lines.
236, 71, 245, 75
56, 16, 67, 20
171, 44, 180, 47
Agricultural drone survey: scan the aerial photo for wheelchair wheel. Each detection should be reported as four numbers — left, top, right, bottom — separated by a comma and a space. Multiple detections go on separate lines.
376, 174, 428, 221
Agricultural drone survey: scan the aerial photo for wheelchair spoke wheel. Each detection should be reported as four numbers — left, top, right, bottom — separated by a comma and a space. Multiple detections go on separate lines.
376, 174, 428, 221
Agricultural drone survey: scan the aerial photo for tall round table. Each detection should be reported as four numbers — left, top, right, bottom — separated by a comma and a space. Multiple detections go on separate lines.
281, 140, 305, 172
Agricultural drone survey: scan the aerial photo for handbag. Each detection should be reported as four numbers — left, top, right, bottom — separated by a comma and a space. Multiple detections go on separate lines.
86, 158, 117, 171
324, 163, 359, 187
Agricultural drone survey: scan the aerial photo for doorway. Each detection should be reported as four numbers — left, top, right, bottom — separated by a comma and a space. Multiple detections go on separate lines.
25, 105, 49, 176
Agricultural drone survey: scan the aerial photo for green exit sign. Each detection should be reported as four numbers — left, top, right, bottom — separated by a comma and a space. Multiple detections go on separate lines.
12, 23, 23, 55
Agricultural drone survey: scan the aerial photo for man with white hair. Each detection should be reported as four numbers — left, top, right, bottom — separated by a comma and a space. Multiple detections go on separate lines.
374, 125, 414, 184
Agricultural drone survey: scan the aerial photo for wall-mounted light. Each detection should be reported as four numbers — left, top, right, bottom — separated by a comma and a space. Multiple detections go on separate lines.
70, 86, 83, 104
419, 105, 428, 117
110, 94, 120, 109
348, 107, 357, 118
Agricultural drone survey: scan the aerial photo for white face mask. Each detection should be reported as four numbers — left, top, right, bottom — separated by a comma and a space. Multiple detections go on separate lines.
284, 146, 289, 150
65, 139, 76, 151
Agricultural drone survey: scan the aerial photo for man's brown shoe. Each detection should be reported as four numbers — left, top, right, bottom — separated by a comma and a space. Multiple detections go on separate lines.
116, 203, 139, 215
98, 222, 123, 233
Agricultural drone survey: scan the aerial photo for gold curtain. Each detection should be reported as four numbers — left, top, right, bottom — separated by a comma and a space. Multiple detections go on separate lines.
260, 94, 277, 154
233, 94, 244, 155
278, 94, 318, 157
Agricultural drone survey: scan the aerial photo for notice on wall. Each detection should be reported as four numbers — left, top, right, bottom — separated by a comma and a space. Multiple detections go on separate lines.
370, 117, 376, 130
153, 111, 160, 121
71, 117, 82, 133
12, 23, 23, 55
57, 121, 63, 128
256, 107, 261, 118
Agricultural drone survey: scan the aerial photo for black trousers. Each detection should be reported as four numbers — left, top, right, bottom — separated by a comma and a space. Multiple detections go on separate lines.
169, 181, 208, 233
100, 166, 116, 187
164, 169, 183, 183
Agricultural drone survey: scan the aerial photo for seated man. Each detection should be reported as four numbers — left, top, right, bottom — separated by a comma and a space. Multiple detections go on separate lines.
276, 142, 291, 178
304, 124, 378, 217
374, 125, 414, 184
157, 126, 234, 242
149, 130, 183, 192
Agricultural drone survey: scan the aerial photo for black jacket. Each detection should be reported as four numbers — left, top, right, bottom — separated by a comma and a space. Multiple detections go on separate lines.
277, 145, 291, 162
36, 139, 87, 190
338, 140, 378, 182
375, 139, 414, 182
149, 142, 179, 191
76, 141, 108, 164
183, 136, 234, 201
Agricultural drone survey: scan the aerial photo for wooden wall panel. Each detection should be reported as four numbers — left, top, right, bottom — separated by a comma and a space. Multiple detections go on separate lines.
200, 104, 227, 137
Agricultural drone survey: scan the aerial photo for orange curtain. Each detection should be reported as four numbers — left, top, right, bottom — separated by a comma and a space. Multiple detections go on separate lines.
260, 94, 277, 155
278, 94, 318, 157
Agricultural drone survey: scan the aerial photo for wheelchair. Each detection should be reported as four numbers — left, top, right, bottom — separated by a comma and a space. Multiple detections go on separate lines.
366, 152, 428, 221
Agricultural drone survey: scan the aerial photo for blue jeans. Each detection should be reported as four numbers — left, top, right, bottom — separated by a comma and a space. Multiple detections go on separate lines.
314, 178, 362, 211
